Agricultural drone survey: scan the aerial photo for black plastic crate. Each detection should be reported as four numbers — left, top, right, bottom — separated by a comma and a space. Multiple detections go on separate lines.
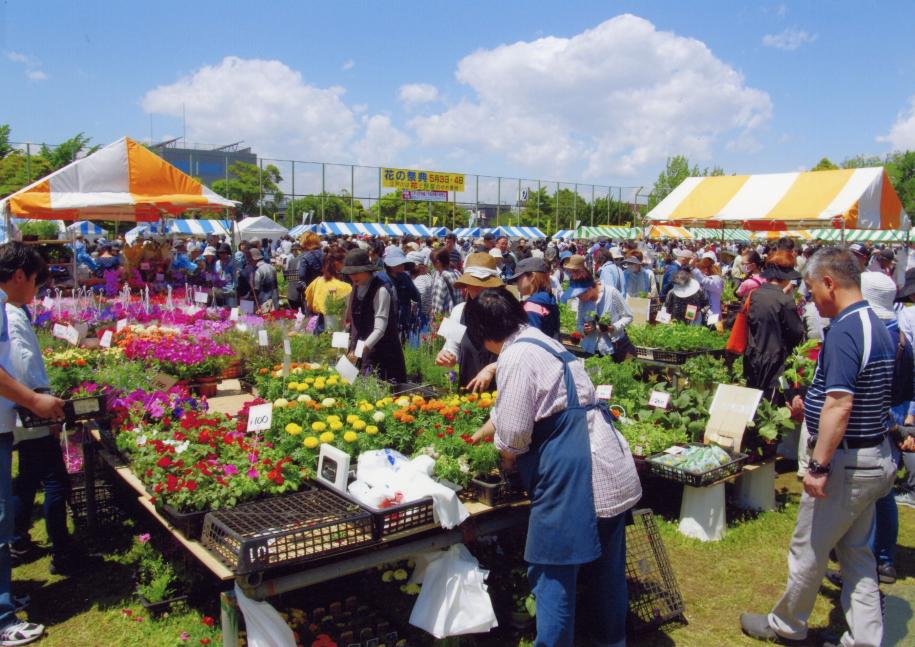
67, 480, 123, 528
647, 444, 748, 487
626, 508, 685, 633
201, 485, 375, 575
468, 473, 525, 507
634, 346, 725, 365
392, 382, 439, 399
17, 395, 107, 428
160, 504, 209, 541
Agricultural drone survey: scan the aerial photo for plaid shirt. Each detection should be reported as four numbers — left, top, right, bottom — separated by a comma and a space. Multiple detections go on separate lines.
490, 326, 642, 518
430, 269, 463, 314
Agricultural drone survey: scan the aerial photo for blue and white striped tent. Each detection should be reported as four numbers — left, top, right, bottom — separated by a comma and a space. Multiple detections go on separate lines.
452, 227, 481, 238
319, 222, 433, 237
124, 222, 171, 244
66, 221, 108, 237
289, 224, 320, 238
490, 226, 547, 239
432, 227, 449, 237
385, 223, 433, 237
168, 219, 231, 237
552, 229, 576, 240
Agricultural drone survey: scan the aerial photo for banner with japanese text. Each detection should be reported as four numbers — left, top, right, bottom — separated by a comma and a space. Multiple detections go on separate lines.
382, 167, 465, 192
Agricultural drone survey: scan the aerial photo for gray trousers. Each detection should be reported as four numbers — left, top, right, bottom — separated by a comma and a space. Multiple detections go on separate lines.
769, 439, 895, 647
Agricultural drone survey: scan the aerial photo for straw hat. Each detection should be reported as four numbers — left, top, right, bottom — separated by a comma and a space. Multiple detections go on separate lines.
454, 252, 504, 288
562, 254, 587, 271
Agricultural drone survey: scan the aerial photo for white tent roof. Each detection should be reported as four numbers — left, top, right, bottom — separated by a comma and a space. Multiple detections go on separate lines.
234, 216, 289, 240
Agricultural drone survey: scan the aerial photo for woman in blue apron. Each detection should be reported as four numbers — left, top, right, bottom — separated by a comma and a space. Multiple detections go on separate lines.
467, 289, 642, 647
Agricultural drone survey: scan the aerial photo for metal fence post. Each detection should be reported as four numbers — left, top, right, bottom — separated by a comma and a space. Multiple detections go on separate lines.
289, 160, 296, 228
350, 164, 355, 222
591, 185, 595, 227
258, 159, 264, 217
497, 177, 501, 228
537, 180, 541, 233
475, 175, 480, 227
25, 143, 31, 183
321, 163, 326, 221
377, 167, 382, 223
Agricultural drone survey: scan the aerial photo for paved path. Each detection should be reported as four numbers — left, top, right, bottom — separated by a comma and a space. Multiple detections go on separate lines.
206, 379, 256, 416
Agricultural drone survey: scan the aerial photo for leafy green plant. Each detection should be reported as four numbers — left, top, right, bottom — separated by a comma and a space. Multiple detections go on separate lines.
559, 303, 577, 333
324, 292, 348, 317
126, 534, 180, 604
627, 323, 727, 351
783, 339, 820, 389
681, 355, 732, 394
618, 419, 688, 456
722, 280, 737, 304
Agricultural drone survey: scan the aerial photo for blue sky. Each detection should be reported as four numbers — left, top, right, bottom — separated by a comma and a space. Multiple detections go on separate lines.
3, 0, 915, 199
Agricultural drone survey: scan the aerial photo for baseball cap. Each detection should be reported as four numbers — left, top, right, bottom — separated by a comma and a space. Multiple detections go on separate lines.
483, 232, 495, 241
506, 257, 549, 282
877, 248, 895, 263
848, 243, 867, 257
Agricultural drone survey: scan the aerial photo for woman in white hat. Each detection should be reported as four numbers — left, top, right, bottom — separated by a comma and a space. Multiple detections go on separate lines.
662, 271, 708, 325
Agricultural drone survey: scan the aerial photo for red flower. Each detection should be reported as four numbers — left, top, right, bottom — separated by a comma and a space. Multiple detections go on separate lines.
121, 609, 133, 616
200, 640, 211, 645
166, 474, 180, 492
201, 616, 215, 627
157, 456, 173, 469
185, 480, 198, 492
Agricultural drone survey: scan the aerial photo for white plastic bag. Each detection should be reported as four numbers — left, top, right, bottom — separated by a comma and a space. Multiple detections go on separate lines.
409, 544, 498, 638
233, 584, 296, 647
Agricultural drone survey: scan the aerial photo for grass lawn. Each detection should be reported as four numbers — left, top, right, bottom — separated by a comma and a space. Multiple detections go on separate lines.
11, 468, 915, 646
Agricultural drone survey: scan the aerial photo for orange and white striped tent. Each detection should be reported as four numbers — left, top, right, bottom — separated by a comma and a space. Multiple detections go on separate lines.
647, 167, 908, 231
0, 137, 236, 222
646, 225, 693, 239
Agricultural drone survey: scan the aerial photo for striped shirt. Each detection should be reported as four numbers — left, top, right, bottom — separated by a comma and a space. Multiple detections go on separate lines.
804, 301, 895, 440
490, 326, 642, 518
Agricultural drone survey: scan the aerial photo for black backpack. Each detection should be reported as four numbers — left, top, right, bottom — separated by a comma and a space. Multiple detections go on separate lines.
892, 329, 914, 407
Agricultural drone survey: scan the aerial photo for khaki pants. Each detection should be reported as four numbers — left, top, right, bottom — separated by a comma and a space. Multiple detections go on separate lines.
769, 439, 895, 647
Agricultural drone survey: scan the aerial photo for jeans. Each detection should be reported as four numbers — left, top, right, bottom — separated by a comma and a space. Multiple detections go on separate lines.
0, 434, 16, 628
769, 440, 895, 647
528, 514, 628, 647
13, 435, 71, 554
870, 406, 908, 567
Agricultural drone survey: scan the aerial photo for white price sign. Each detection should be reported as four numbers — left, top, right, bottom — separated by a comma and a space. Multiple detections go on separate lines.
99, 330, 113, 349
258, 330, 269, 347
649, 390, 671, 409
354, 339, 366, 358
52, 323, 68, 340
331, 332, 350, 349
194, 291, 209, 304
229, 307, 240, 321
63, 325, 81, 346
656, 309, 672, 324
595, 384, 613, 400
42, 296, 54, 309
246, 403, 274, 432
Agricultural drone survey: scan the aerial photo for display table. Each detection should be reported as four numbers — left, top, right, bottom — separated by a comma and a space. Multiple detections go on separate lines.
734, 460, 777, 512
678, 482, 726, 541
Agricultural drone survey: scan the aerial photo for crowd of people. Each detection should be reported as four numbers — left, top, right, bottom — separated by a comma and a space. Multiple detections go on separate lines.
6, 227, 915, 646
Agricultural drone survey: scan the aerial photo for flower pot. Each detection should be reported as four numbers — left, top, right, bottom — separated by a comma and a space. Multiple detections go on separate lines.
324, 314, 341, 332
470, 472, 524, 507
138, 592, 188, 618
160, 504, 209, 540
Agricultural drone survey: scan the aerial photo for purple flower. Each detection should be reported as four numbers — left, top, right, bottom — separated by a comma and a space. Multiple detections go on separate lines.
247, 453, 258, 463
223, 464, 239, 476
138, 533, 151, 543
179, 632, 190, 642
247, 468, 259, 479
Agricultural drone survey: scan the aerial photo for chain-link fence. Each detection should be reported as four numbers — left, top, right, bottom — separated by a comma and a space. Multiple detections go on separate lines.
6, 141, 648, 234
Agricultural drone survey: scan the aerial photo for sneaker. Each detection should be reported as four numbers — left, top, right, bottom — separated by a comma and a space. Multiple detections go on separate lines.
895, 490, 915, 509
0, 621, 44, 646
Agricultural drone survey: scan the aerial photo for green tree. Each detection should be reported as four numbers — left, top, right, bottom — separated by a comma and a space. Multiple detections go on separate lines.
840, 154, 884, 169
646, 155, 725, 212
369, 192, 469, 228
811, 157, 839, 171
554, 188, 590, 231
0, 125, 13, 159
39, 133, 99, 171
519, 187, 555, 232
886, 151, 915, 217
211, 161, 284, 217
287, 191, 368, 227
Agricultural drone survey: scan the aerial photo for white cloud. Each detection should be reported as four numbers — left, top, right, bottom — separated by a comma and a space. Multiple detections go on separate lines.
409, 14, 772, 179
762, 27, 817, 50
342, 59, 355, 71
6, 50, 48, 81
878, 96, 915, 150
351, 114, 410, 166
398, 83, 439, 107
143, 56, 365, 161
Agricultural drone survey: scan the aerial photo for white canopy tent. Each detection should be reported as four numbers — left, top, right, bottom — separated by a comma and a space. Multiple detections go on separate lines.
233, 216, 289, 244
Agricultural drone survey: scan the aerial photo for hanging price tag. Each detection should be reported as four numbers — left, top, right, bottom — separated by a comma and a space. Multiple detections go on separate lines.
150, 373, 178, 390
99, 330, 113, 349
194, 291, 209, 304
239, 300, 255, 315
246, 403, 273, 432
595, 385, 613, 400
116, 318, 128, 332
664, 445, 686, 455
649, 390, 671, 409
229, 307, 240, 321
258, 330, 269, 346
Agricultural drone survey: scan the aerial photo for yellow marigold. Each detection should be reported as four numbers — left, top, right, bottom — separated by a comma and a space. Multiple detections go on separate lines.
346, 414, 359, 424
351, 420, 366, 431
303, 436, 319, 449
287, 382, 300, 390
319, 431, 335, 444
311, 421, 327, 432
343, 431, 358, 443
365, 425, 379, 435
329, 421, 343, 431
285, 423, 302, 435
393, 568, 408, 581
375, 400, 387, 408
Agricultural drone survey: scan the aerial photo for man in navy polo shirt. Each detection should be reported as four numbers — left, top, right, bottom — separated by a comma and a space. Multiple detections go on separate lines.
741, 247, 896, 647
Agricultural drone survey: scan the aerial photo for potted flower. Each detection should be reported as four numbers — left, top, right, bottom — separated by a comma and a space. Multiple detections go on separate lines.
127, 534, 187, 617
323, 291, 347, 332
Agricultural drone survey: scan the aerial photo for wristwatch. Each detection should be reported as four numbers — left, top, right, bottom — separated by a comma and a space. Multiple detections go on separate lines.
808, 459, 831, 475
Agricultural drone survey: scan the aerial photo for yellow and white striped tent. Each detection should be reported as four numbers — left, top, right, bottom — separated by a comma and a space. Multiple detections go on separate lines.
0, 137, 236, 223
647, 225, 693, 239
647, 167, 908, 231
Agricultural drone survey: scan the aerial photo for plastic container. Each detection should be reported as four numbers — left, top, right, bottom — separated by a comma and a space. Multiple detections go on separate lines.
646, 444, 748, 487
